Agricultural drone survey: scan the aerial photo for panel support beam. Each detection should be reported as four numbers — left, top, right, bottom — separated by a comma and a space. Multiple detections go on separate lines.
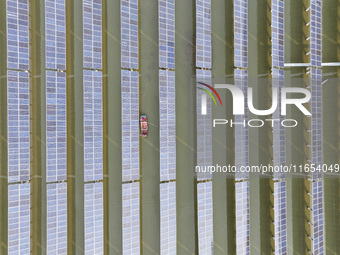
211, 0, 236, 254
284, 0, 311, 253
102, 0, 122, 254
139, 0, 160, 254
65, 1, 84, 254
29, 0, 47, 253
175, 0, 198, 253
322, 0, 340, 254
248, 0, 275, 254
0, 0, 8, 253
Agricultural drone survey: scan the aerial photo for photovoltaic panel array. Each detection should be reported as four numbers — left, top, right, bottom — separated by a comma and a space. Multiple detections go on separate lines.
7, 71, 30, 183
47, 183, 67, 254
159, 0, 175, 69
160, 182, 176, 255
45, 0, 66, 70
197, 182, 213, 254
310, 1, 323, 253
8, 183, 30, 254
45, 1, 68, 252
196, 0, 211, 69
121, 0, 138, 69
159, 70, 176, 182
84, 182, 104, 254
121, 70, 140, 182
122, 182, 140, 254
121, 70, 140, 254
234, 0, 247, 69
83, 70, 103, 182
271, 0, 284, 70
235, 181, 250, 255
7, 0, 29, 70
312, 181, 324, 254
274, 181, 287, 254
46, 71, 67, 182
83, 0, 102, 70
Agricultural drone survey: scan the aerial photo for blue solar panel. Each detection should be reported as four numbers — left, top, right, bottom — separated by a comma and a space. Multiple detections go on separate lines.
310, 1, 323, 253
84, 70, 103, 182
83, 0, 102, 70
274, 181, 287, 254
121, 0, 138, 69
121, 70, 139, 182
197, 182, 213, 254
312, 180, 324, 254
46, 71, 67, 182
159, 0, 175, 69
159, 70, 176, 182
122, 182, 140, 254
7, 70, 30, 183
47, 183, 67, 254
271, 0, 284, 70
85, 182, 103, 254
7, 0, 29, 70
8, 183, 30, 254
160, 182, 176, 255
196, 0, 211, 69
234, 0, 247, 69
235, 181, 250, 255
45, 0, 66, 70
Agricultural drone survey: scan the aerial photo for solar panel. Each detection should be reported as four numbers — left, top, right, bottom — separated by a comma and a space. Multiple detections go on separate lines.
121, 70, 140, 182
159, 0, 175, 69
160, 182, 176, 255
196, 0, 211, 69
310, 1, 323, 252
8, 183, 30, 254
197, 182, 213, 254
235, 181, 250, 255
46, 71, 67, 182
85, 182, 104, 254
159, 70, 176, 182
83, 0, 102, 70
47, 183, 67, 254
7, 71, 30, 183
122, 182, 140, 254
45, 0, 66, 70
121, 0, 138, 69
84, 70, 103, 182
7, 0, 29, 70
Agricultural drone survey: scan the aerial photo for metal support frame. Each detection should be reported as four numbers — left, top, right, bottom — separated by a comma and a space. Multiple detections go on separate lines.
65, 0, 84, 254
285, 0, 311, 253
247, 0, 275, 253
102, 0, 122, 253
322, 0, 340, 253
29, 0, 47, 253
175, 0, 198, 253
0, 0, 8, 253
211, 0, 236, 254
139, 0, 160, 253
